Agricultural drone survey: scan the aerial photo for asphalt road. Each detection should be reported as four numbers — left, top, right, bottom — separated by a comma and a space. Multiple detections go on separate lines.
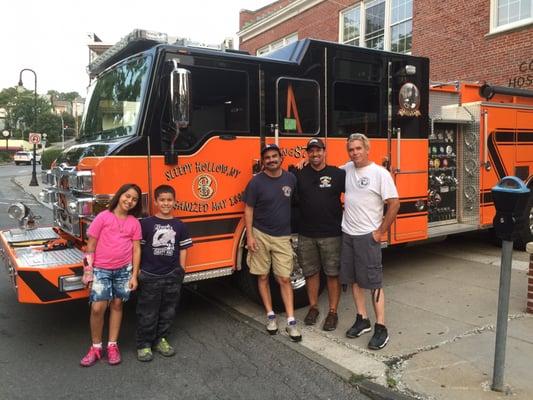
0, 169, 369, 400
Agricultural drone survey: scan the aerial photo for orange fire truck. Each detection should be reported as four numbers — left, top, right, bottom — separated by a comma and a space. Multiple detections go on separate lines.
1, 30, 532, 305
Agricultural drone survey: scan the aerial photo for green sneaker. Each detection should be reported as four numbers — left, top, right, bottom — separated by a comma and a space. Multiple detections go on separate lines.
154, 338, 175, 357
137, 347, 153, 362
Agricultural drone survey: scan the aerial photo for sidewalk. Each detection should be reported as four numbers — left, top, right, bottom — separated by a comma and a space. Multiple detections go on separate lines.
14, 173, 533, 399
12, 173, 52, 210
202, 239, 532, 400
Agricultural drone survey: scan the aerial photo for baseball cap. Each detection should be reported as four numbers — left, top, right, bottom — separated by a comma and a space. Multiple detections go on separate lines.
261, 143, 282, 156
306, 138, 325, 151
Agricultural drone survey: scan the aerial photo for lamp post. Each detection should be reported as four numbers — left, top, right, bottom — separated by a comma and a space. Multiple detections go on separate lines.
2, 130, 9, 152
59, 114, 65, 149
18, 69, 39, 187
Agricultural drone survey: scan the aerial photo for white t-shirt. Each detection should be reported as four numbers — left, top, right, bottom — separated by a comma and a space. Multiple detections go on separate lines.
341, 162, 399, 236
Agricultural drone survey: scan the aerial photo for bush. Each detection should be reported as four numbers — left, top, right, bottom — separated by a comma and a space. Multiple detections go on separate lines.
41, 148, 63, 170
0, 152, 12, 163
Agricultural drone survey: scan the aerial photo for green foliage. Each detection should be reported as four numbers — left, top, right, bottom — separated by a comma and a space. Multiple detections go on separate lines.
47, 90, 80, 102
36, 113, 62, 142
0, 152, 12, 163
41, 148, 63, 169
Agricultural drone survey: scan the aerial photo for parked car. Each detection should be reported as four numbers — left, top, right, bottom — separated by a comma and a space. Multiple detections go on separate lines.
14, 151, 42, 165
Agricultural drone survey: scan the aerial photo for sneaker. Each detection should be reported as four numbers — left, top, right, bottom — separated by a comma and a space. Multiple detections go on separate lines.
303, 307, 319, 326
80, 346, 102, 367
154, 338, 175, 357
266, 314, 278, 335
137, 347, 153, 362
322, 311, 338, 331
346, 314, 372, 338
368, 323, 389, 350
107, 343, 122, 365
286, 320, 302, 342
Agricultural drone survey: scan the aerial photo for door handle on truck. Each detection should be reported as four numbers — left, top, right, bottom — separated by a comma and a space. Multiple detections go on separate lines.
482, 110, 491, 171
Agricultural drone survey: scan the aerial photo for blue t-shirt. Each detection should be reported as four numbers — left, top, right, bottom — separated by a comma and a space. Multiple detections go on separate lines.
140, 216, 193, 275
243, 170, 296, 236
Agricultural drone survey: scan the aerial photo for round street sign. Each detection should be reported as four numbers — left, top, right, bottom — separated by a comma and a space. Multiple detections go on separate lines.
29, 133, 41, 145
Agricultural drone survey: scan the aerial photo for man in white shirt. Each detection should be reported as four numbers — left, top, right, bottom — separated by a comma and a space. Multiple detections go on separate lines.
340, 133, 400, 350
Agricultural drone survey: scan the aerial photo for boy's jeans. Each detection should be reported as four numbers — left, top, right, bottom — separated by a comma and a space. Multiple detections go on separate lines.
136, 268, 184, 349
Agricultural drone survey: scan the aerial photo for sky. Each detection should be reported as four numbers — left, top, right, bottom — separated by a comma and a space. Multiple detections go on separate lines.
0, 0, 272, 97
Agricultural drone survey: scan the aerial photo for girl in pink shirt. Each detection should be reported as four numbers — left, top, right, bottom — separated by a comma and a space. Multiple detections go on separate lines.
80, 183, 143, 367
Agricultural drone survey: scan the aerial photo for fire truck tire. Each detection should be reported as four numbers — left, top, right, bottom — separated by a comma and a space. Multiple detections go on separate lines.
236, 247, 321, 311
514, 193, 533, 251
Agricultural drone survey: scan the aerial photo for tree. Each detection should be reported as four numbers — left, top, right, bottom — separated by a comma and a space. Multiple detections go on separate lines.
35, 113, 62, 143
0, 87, 51, 139
47, 90, 81, 102
61, 112, 76, 138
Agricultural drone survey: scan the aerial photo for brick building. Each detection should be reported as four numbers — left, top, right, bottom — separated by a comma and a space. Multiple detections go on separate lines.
238, 0, 532, 87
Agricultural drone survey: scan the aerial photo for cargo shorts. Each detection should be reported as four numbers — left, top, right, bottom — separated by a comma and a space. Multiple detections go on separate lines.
246, 228, 293, 278
297, 235, 341, 277
339, 232, 383, 289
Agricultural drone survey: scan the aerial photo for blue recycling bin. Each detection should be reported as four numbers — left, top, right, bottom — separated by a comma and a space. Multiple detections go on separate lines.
491, 176, 530, 241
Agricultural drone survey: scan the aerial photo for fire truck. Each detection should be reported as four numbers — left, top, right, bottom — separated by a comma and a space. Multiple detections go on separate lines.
1, 29, 532, 305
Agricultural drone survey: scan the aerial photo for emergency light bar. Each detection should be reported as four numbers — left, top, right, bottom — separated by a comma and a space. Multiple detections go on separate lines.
88, 29, 169, 78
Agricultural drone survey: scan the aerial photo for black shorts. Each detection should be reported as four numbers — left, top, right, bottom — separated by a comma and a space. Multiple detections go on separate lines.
339, 232, 383, 289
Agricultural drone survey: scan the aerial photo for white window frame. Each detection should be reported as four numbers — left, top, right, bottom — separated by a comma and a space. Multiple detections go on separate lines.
489, 0, 533, 34
338, 0, 413, 53
257, 33, 298, 56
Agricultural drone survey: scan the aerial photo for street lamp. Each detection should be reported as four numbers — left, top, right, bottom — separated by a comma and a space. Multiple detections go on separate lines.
18, 69, 39, 187
2, 130, 9, 152
59, 114, 65, 150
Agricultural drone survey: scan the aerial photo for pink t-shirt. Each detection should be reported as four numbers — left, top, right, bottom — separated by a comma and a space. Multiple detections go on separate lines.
87, 210, 142, 269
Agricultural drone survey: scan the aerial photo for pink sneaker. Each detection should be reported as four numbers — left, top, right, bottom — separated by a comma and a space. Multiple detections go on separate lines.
80, 346, 102, 367
107, 343, 121, 365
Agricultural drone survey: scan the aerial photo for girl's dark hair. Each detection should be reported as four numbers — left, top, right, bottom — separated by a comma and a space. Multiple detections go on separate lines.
108, 183, 143, 217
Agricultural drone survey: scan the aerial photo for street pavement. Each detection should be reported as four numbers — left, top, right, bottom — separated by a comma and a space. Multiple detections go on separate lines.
15, 173, 533, 400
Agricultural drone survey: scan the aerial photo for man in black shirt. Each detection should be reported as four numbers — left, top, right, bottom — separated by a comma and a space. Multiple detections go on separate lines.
294, 138, 345, 331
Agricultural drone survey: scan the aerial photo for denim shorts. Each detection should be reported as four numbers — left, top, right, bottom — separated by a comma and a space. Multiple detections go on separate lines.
89, 264, 133, 303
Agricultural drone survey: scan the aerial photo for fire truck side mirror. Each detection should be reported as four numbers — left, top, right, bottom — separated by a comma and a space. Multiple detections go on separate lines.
170, 62, 192, 129
491, 176, 530, 241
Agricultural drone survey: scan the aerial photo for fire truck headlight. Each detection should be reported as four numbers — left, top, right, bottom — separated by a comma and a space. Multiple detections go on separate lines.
59, 275, 85, 292
69, 170, 93, 193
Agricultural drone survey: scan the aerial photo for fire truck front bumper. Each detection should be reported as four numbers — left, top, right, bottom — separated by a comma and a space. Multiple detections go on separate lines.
0, 227, 88, 304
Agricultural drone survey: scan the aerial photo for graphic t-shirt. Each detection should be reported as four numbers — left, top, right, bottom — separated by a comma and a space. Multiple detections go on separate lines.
294, 165, 345, 238
87, 210, 142, 269
243, 170, 296, 237
341, 162, 399, 235
140, 216, 193, 275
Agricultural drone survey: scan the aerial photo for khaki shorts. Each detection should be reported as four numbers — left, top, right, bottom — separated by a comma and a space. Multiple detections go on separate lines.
297, 235, 341, 277
246, 228, 293, 278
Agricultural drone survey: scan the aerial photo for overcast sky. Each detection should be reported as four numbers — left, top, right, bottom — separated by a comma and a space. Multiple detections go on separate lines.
0, 0, 271, 97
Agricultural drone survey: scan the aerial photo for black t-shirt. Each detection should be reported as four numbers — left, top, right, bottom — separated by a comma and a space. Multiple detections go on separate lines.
140, 216, 193, 275
295, 165, 345, 238
243, 170, 296, 237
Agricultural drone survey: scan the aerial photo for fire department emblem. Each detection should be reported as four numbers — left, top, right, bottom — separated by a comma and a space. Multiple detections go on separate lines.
319, 176, 332, 188
282, 186, 292, 197
356, 176, 370, 189
193, 174, 217, 200
398, 83, 421, 117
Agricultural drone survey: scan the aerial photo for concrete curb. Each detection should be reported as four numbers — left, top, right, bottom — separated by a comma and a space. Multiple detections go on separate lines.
11, 176, 53, 210
192, 284, 417, 400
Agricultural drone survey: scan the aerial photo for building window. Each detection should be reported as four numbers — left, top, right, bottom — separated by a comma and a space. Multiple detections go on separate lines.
339, 0, 412, 53
365, 0, 386, 50
257, 33, 298, 56
391, 0, 412, 53
340, 4, 361, 45
491, 0, 532, 33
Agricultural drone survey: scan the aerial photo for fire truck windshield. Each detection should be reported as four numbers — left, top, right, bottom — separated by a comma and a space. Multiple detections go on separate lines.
79, 55, 152, 142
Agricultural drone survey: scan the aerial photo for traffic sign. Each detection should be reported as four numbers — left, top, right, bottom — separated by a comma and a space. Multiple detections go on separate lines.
29, 133, 41, 145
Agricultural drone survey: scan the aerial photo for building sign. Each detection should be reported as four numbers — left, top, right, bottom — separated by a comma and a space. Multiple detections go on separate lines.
508, 59, 533, 88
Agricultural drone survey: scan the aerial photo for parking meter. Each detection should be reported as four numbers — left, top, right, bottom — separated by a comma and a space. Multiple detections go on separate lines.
490, 176, 530, 392
491, 176, 530, 241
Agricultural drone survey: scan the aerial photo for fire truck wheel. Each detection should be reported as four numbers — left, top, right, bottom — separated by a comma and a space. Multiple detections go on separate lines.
514, 193, 533, 251
236, 247, 324, 311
